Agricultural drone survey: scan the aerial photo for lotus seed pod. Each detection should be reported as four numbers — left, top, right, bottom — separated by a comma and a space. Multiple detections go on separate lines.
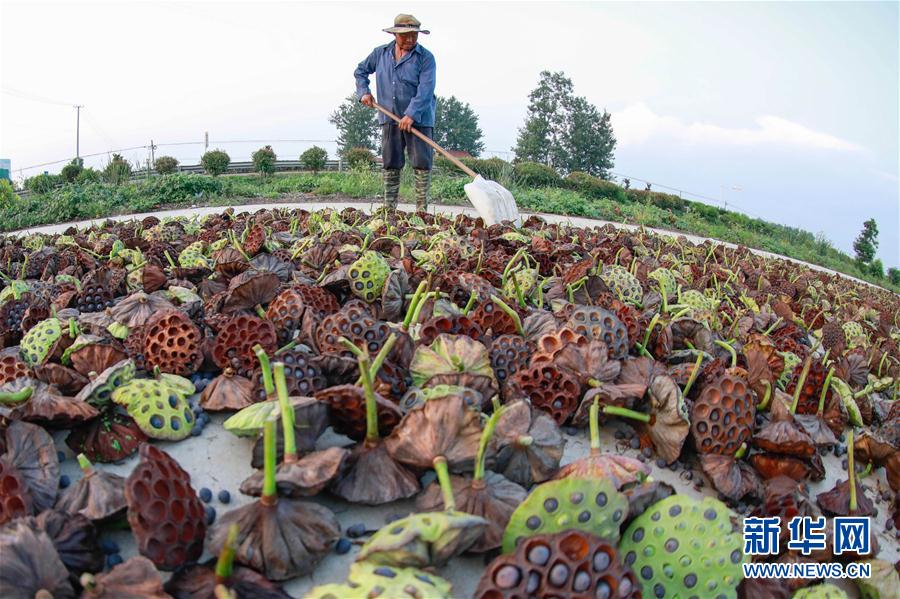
502, 268, 539, 300
620, 494, 745, 599
649, 267, 679, 298
348, 250, 390, 302
565, 306, 630, 360
113, 379, 194, 441
600, 264, 644, 307
19, 317, 63, 367
793, 583, 849, 599
502, 476, 628, 553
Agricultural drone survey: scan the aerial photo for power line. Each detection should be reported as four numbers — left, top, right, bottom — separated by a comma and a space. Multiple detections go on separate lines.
1, 86, 75, 107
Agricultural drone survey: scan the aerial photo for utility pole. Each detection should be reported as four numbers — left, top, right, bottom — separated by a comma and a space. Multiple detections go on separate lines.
150, 139, 156, 165
74, 105, 84, 162
204, 131, 209, 153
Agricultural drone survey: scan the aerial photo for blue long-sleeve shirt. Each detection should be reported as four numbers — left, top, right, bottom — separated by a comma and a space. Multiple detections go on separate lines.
354, 41, 436, 127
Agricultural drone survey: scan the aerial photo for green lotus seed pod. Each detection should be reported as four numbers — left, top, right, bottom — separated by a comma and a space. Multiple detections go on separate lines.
601, 265, 644, 307
649, 268, 678, 299
776, 351, 802, 390
620, 494, 745, 599
842, 322, 866, 348
19, 317, 63, 367
502, 477, 628, 554
503, 268, 539, 301
794, 583, 849, 599
114, 379, 194, 441
348, 250, 391, 303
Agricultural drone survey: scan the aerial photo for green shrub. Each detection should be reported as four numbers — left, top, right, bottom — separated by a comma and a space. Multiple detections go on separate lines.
888, 268, 900, 285
869, 259, 884, 279
76, 167, 102, 184
564, 171, 627, 202
24, 173, 62, 193
201, 149, 231, 176
138, 173, 222, 205
60, 159, 83, 183
346, 147, 375, 171
252, 145, 277, 176
103, 153, 132, 185
513, 161, 561, 187
430, 176, 467, 202
301, 146, 328, 173
154, 156, 179, 175
0, 179, 19, 207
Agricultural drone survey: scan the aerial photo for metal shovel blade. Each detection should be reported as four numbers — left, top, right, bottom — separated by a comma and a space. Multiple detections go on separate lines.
464, 175, 522, 227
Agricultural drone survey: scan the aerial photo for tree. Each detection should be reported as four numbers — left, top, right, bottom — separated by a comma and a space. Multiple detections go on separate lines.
869, 259, 884, 279
252, 145, 277, 177
434, 96, 484, 156
103, 153, 132, 185
301, 146, 328, 174
61, 158, 83, 183
154, 156, 179, 174
330, 95, 380, 157
852, 218, 879, 264
201, 149, 230, 176
513, 71, 617, 177
888, 267, 900, 286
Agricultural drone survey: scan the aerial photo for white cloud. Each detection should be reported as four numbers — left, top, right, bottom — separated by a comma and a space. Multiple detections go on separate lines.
613, 103, 865, 152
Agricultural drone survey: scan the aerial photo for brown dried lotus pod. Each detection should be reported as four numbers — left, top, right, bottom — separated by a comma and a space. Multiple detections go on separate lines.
66, 412, 146, 463
76, 283, 115, 313
749, 453, 812, 481
0, 456, 32, 524
125, 444, 207, 570
213, 246, 250, 277
122, 324, 149, 371
330, 440, 420, 505
200, 368, 255, 412
530, 327, 588, 368
33, 363, 89, 395
691, 374, 756, 456
252, 349, 325, 401
9, 378, 100, 428
0, 520, 74, 599
212, 314, 277, 377
698, 453, 760, 501
243, 223, 266, 255
834, 350, 869, 388
249, 398, 331, 466
81, 556, 169, 599
3, 420, 60, 514
55, 454, 127, 522
242, 445, 350, 497
493, 402, 565, 486
266, 287, 308, 344
419, 314, 484, 346
165, 559, 290, 599
555, 452, 650, 489
316, 303, 391, 356
385, 393, 483, 472
141, 264, 168, 293
507, 363, 581, 425
489, 334, 534, 390
315, 384, 402, 441
610, 298, 642, 347
417, 471, 527, 552
0, 347, 32, 385
142, 309, 203, 376
752, 416, 816, 458
565, 305, 630, 360
222, 270, 280, 313
820, 319, 845, 353
469, 300, 522, 336
739, 577, 793, 599
474, 530, 640, 599
109, 292, 176, 330
785, 359, 826, 415
25, 509, 104, 586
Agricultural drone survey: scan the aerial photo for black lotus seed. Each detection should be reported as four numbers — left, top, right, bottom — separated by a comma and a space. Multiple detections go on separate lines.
654, 583, 665, 598
684, 573, 697, 588
595, 581, 611, 599
593, 551, 610, 571
573, 571, 591, 592
595, 492, 608, 507
632, 527, 645, 542
704, 508, 717, 520
527, 544, 551, 566
525, 572, 540, 593
669, 504, 682, 516
544, 497, 559, 512
731, 549, 742, 563
373, 567, 397, 578
665, 538, 679, 552
571, 492, 584, 504
549, 563, 569, 587
149, 414, 164, 428
578, 510, 591, 523
526, 515, 542, 530
494, 565, 521, 589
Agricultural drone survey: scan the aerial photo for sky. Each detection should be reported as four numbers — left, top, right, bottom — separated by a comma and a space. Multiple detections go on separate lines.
1, 1, 897, 266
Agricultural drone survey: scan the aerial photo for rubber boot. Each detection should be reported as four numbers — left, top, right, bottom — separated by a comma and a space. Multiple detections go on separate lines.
414, 168, 431, 212
383, 168, 400, 211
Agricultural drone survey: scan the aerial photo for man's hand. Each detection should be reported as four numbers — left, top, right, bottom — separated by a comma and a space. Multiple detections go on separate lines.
398, 115, 414, 132
360, 93, 374, 108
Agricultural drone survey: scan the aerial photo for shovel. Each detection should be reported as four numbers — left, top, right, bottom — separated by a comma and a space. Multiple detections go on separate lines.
371, 101, 521, 226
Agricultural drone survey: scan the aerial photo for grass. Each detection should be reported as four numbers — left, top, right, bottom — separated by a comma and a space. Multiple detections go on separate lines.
2, 169, 896, 293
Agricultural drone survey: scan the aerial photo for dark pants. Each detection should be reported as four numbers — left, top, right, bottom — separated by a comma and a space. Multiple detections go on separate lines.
381, 123, 434, 170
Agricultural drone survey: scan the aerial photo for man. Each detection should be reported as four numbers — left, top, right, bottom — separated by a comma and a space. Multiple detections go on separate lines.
354, 14, 436, 212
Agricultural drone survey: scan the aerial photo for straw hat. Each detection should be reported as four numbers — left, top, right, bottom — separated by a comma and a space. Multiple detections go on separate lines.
383, 14, 430, 34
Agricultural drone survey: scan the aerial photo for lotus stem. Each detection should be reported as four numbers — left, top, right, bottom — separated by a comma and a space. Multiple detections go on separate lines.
339, 337, 364, 358
76, 453, 93, 473
356, 333, 396, 385
491, 396, 501, 413
274, 340, 297, 356
588, 378, 603, 388
734, 442, 747, 459
273, 363, 297, 462
254, 304, 266, 319
432, 456, 456, 511
816, 367, 835, 416
603, 405, 651, 423
214, 524, 239, 584
486, 296, 523, 338
517, 435, 533, 447
509, 271, 527, 308
0, 385, 32, 405
356, 353, 379, 443
714, 339, 737, 369
474, 241, 484, 274
790, 356, 812, 415
682, 352, 704, 397
402, 280, 429, 329
878, 352, 889, 378
660, 285, 669, 314
261, 420, 277, 505
253, 345, 274, 398
847, 429, 857, 513
757, 380, 772, 410
590, 398, 601, 452
641, 313, 661, 356
501, 248, 526, 288
69, 317, 78, 339
858, 461, 873, 478
474, 406, 504, 481
462, 290, 477, 315
164, 250, 177, 269
410, 291, 437, 327
613, 247, 625, 266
